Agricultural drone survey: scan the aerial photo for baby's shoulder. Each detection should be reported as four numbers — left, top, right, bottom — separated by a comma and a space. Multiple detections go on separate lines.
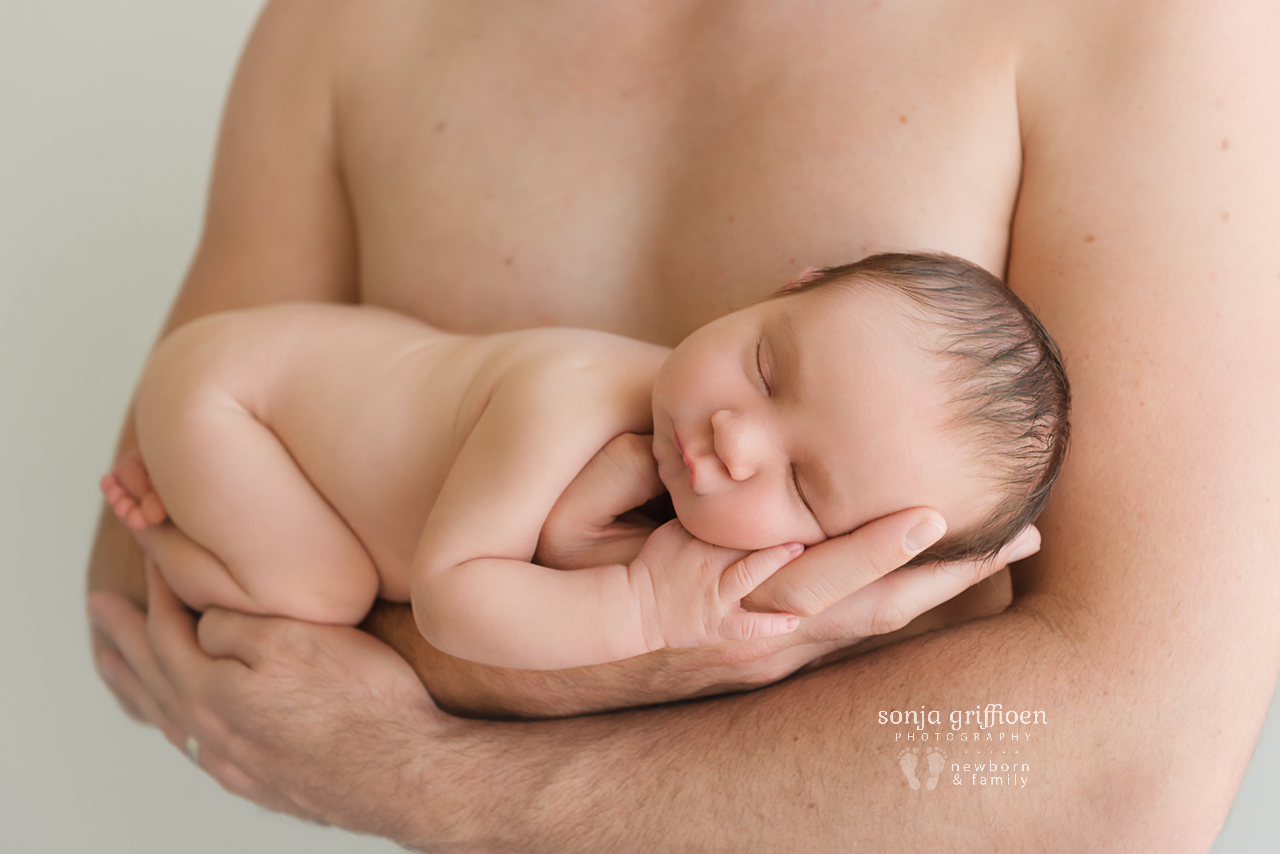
492, 328, 667, 383
484, 328, 668, 428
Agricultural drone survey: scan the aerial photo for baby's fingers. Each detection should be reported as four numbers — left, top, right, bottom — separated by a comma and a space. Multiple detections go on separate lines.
721, 609, 800, 642
719, 543, 805, 603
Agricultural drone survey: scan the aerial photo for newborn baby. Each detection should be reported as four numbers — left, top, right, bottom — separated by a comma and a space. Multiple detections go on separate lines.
102, 253, 1069, 670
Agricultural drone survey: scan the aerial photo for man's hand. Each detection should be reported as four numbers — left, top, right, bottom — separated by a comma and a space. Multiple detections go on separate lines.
88, 560, 470, 842
629, 520, 803, 650
745, 509, 1039, 643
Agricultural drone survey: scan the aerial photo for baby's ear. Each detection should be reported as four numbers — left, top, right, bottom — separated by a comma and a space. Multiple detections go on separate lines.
783, 267, 823, 291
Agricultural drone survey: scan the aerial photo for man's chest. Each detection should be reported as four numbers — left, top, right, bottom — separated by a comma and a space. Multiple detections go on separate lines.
336, 0, 1024, 345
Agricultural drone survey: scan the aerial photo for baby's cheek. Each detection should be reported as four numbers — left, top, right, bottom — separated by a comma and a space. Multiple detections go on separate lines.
697, 503, 787, 551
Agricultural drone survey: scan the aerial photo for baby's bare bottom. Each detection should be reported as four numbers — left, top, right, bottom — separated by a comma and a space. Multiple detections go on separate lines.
127, 312, 379, 624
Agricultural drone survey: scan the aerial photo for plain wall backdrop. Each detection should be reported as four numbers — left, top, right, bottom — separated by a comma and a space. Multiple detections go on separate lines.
0, 2, 1274, 851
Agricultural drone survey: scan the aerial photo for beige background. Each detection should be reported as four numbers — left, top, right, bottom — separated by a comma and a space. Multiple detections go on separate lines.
0, 2, 1274, 850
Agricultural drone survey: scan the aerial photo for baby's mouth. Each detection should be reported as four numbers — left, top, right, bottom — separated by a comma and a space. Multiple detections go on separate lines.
672, 428, 700, 491
672, 428, 692, 471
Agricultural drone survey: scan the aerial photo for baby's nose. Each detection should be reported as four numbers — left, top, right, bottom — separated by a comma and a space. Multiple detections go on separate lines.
711, 409, 764, 482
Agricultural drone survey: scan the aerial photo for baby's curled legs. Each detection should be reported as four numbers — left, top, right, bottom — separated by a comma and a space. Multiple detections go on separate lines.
115, 311, 379, 624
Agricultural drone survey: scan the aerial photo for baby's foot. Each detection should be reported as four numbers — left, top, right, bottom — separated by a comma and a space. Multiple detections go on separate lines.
924, 747, 947, 790
897, 747, 921, 790
100, 449, 167, 531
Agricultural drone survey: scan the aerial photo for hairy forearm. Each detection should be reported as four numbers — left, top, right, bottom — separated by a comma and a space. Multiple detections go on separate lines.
430, 593, 1245, 853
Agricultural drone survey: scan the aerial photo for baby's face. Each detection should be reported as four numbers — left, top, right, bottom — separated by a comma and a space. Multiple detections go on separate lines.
651, 284, 991, 550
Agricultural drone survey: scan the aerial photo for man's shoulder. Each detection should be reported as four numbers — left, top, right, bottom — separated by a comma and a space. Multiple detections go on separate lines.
1017, 0, 1279, 103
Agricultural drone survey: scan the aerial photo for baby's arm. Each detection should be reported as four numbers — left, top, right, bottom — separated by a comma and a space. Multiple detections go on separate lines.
421, 522, 802, 670
411, 359, 801, 670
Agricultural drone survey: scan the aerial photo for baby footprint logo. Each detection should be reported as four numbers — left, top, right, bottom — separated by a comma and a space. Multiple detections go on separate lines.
897, 747, 921, 790
923, 747, 946, 791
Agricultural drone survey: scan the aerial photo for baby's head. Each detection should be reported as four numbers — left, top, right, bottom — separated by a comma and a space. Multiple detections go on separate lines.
651, 252, 1070, 565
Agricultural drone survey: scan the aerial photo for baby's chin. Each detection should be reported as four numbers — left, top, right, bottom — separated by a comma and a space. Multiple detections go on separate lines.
664, 474, 797, 550
672, 506, 776, 551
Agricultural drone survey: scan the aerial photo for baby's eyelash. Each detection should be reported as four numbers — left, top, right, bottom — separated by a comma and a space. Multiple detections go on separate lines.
755, 339, 771, 395
791, 464, 815, 517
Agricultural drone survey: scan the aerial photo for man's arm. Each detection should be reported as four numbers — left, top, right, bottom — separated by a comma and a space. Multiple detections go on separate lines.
391, 4, 1280, 849
91, 2, 1280, 850
455, 5, 1280, 849
87, 0, 356, 710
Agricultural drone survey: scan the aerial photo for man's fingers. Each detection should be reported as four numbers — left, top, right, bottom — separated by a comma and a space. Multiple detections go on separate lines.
87, 592, 185, 744
875, 526, 1036, 621
749, 507, 946, 617
723, 610, 800, 642
89, 589, 164, 691
719, 543, 805, 602
196, 750, 311, 820
837, 552, 1005, 637
196, 607, 279, 668
143, 560, 210, 690
89, 621, 149, 723
98, 647, 187, 747
1001, 525, 1042, 564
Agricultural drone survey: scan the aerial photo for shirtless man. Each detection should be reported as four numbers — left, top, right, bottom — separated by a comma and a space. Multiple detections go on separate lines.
87, 1, 1280, 850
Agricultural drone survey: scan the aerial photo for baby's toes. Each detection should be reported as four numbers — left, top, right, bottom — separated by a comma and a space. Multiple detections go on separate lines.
139, 491, 168, 526
99, 474, 124, 505
100, 474, 138, 526
112, 448, 154, 497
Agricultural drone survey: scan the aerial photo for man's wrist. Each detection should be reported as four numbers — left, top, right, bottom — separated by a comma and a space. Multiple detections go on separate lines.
395, 715, 547, 853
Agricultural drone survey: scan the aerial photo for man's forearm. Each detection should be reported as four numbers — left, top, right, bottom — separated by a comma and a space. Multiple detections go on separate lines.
423, 593, 1258, 853
87, 504, 148, 607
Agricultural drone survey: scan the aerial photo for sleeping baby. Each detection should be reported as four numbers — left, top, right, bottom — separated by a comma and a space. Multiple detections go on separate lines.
101, 252, 1069, 670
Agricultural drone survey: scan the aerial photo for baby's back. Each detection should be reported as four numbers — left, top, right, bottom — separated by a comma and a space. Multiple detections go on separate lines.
139, 303, 660, 599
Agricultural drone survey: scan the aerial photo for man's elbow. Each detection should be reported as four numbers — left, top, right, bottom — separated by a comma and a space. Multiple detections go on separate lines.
1083, 745, 1240, 852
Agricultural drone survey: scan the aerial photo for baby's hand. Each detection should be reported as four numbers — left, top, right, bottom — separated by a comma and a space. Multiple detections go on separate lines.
629, 520, 802, 651
536, 433, 665, 570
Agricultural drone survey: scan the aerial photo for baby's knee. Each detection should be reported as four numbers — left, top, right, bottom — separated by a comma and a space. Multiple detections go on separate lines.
252, 570, 380, 626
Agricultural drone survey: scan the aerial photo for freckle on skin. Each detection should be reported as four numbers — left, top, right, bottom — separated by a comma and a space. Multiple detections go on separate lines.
504, 256, 513, 266
1221, 138, 1230, 150
1084, 234, 1096, 243
899, 115, 908, 124
1222, 211, 1230, 222
435, 121, 447, 133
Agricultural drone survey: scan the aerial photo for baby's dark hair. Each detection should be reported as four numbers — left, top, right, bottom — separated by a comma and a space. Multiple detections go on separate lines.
782, 252, 1070, 566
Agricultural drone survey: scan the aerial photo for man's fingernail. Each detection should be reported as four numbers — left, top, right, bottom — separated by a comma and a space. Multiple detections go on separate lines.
785, 543, 804, 556
905, 519, 946, 553
1006, 535, 1040, 563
